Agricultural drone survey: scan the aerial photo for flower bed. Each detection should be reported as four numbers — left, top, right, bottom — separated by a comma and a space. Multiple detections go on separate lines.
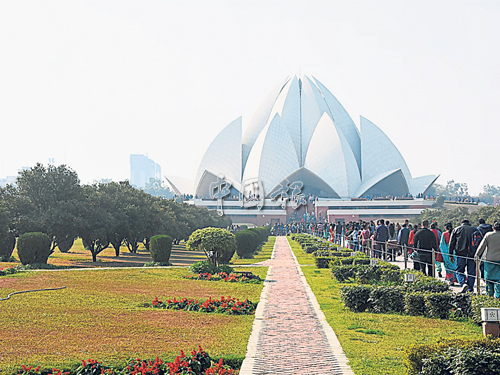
16, 347, 234, 375
151, 296, 257, 315
184, 272, 261, 284
0, 265, 23, 276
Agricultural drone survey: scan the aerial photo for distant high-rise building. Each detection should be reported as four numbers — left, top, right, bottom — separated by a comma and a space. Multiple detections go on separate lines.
130, 154, 161, 188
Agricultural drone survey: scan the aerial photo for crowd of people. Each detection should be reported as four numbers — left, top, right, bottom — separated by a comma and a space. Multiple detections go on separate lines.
272, 217, 500, 298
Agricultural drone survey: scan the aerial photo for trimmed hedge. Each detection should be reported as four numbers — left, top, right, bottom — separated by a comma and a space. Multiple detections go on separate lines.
0, 230, 16, 261
341, 283, 466, 319
404, 338, 500, 375
235, 226, 269, 258
149, 235, 173, 263
17, 232, 51, 265
57, 236, 75, 253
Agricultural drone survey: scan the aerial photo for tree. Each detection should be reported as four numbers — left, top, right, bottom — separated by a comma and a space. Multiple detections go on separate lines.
143, 178, 174, 198
479, 184, 500, 205
79, 185, 114, 262
186, 227, 236, 266
14, 163, 84, 252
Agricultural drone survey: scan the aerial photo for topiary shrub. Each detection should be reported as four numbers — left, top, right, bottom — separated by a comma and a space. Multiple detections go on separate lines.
471, 295, 500, 324
57, 236, 75, 253
405, 292, 426, 316
331, 265, 360, 282
186, 227, 236, 266
17, 232, 51, 265
425, 293, 453, 319
368, 286, 405, 314
150, 235, 173, 263
451, 293, 472, 319
0, 231, 16, 261
235, 231, 256, 258
404, 338, 500, 375
341, 285, 372, 312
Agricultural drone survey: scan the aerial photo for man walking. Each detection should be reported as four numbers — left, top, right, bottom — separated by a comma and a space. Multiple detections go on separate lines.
413, 220, 438, 277
374, 219, 389, 259
449, 219, 477, 293
398, 223, 411, 261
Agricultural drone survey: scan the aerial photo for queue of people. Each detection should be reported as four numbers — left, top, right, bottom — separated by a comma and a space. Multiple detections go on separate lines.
290, 217, 500, 298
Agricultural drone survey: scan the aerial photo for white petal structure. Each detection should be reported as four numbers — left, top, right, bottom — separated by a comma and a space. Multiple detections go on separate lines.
194, 75, 436, 199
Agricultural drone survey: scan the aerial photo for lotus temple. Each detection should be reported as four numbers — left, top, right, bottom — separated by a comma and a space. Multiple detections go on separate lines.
172, 75, 438, 225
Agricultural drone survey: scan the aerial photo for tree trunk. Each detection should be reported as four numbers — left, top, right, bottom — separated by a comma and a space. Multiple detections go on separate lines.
111, 242, 121, 257
92, 251, 97, 262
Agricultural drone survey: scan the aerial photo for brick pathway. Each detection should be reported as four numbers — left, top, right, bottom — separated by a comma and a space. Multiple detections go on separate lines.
240, 237, 354, 375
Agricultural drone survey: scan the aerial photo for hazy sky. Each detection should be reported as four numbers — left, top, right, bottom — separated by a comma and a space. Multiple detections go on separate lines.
1, 0, 499, 194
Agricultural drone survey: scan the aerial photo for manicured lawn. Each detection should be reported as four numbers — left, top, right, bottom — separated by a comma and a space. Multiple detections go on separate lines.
287, 236, 315, 265
230, 236, 276, 265
288, 238, 484, 375
0, 266, 267, 374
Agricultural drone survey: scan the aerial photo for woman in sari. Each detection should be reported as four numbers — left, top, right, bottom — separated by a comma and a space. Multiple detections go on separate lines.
440, 222, 457, 285
475, 221, 500, 299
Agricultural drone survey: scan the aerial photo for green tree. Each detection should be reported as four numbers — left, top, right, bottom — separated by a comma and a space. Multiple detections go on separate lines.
186, 227, 236, 266
143, 178, 174, 198
79, 184, 114, 262
14, 163, 84, 252
479, 184, 500, 206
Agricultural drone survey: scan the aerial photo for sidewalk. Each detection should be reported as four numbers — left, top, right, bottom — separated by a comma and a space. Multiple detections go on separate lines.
240, 236, 354, 375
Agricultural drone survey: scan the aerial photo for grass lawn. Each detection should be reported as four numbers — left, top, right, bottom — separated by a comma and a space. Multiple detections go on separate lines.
0, 266, 267, 374
287, 236, 315, 265
2, 240, 206, 269
288, 238, 484, 375
230, 236, 276, 265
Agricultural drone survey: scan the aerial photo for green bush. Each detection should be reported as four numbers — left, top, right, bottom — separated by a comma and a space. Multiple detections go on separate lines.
405, 292, 426, 316
235, 231, 257, 258
17, 232, 51, 265
190, 260, 217, 274
0, 231, 16, 261
341, 285, 372, 312
404, 338, 500, 375
332, 265, 359, 282
189, 260, 234, 274
186, 227, 236, 265
368, 286, 405, 314
425, 293, 453, 319
149, 235, 173, 263
471, 294, 500, 324
451, 293, 472, 319
57, 236, 75, 253
314, 257, 332, 269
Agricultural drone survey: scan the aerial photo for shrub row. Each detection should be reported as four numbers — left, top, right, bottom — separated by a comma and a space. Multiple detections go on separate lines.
341, 285, 471, 319
331, 264, 401, 283
235, 227, 269, 258
404, 338, 500, 375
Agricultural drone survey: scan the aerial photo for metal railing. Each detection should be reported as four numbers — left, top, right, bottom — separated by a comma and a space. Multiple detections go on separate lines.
306, 231, 499, 296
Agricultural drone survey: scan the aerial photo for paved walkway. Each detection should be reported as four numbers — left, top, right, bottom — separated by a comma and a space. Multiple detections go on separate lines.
240, 237, 354, 375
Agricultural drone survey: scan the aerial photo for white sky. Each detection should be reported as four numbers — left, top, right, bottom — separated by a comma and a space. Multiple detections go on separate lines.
1, 0, 499, 195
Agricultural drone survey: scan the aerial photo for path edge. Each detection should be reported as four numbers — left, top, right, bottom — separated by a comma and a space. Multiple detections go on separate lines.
287, 236, 356, 375
239, 240, 277, 375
